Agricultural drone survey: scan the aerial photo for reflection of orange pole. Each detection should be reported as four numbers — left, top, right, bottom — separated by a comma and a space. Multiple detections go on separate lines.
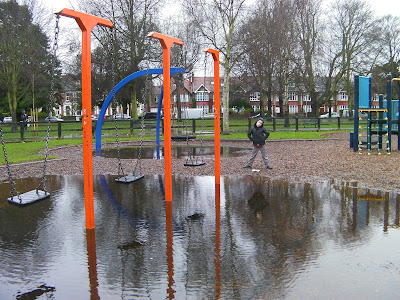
58, 9, 113, 229
165, 201, 175, 298
86, 229, 100, 300
205, 48, 220, 185
148, 32, 183, 201
214, 184, 221, 298
396, 194, 400, 227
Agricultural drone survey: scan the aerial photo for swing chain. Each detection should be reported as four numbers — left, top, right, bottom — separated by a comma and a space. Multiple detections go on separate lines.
198, 54, 208, 162
0, 125, 21, 202
185, 118, 191, 160
199, 109, 205, 161
111, 29, 125, 178
133, 70, 148, 176
36, 14, 60, 194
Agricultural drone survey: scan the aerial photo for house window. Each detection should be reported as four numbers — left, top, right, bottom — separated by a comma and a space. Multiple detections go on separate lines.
302, 93, 311, 102
288, 92, 298, 102
196, 105, 208, 111
250, 92, 260, 102
289, 105, 298, 114
174, 94, 189, 103
338, 92, 348, 101
196, 91, 209, 102
303, 105, 312, 113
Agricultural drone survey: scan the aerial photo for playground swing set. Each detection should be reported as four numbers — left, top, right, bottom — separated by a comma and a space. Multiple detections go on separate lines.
183, 55, 210, 167
1, 9, 221, 230
0, 15, 62, 206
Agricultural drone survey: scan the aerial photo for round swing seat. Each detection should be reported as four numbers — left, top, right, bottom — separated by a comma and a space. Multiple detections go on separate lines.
115, 174, 144, 183
184, 161, 205, 167
7, 190, 50, 206
171, 135, 196, 141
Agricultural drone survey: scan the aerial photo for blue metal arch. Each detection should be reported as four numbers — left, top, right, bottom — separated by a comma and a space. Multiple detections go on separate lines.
95, 67, 184, 156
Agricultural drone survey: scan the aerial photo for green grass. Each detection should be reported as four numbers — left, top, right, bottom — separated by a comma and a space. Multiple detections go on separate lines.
0, 139, 82, 165
217, 130, 347, 140
0, 130, 346, 165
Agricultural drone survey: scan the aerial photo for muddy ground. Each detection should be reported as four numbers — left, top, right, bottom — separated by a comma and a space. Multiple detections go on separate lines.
2, 132, 400, 193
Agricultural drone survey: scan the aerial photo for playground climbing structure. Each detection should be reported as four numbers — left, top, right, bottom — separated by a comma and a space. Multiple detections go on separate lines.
353, 75, 400, 155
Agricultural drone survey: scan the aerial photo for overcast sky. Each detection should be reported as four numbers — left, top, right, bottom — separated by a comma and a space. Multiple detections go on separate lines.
43, 0, 400, 17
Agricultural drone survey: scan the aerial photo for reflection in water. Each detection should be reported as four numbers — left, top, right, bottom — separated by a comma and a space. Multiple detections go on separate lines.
15, 284, 55, 299
166, 201, 175, 299
97, 145, 247, 159
0, 175, 399, 299
86, 229, 99, 300
214, 184, 221, 299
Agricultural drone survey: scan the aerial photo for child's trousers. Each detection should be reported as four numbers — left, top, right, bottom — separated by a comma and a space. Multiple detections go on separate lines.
244, 144, 270, 168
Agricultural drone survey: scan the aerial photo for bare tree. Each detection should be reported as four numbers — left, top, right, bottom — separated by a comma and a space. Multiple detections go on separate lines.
379, 15, 400, 76
316, 0, 377, 116
272, 0, 297, 120
183, 0, 249, 134
293, 0, 323, 117
78, 0, 162, 119
370, 15, 400, 96
164, 13, 202, 119
239, 0, 278, 117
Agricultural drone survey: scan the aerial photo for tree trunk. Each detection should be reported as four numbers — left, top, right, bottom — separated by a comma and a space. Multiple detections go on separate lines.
130, 82, 138, 120
176, 75, 182, 119
259, 88, 265, 117
222, 68, 230, 134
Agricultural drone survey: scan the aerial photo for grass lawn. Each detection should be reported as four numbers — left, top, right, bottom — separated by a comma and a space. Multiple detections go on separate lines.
0, 130, 346, 165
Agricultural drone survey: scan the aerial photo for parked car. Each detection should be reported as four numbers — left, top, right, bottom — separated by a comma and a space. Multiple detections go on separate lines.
114, 113, 131, 120
2, 116, 12, 123
250, 113, 271, 119
139, 112, 158, 120
45, 116, 64, 122
320, 112, 339, 118
92, 114, 107, 120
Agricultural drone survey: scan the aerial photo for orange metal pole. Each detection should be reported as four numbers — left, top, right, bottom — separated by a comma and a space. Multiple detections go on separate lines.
205, 48, 221, 185
148, 32, 183, 202
86, 228, 100, 299
58, 9, 113, 229
165, 200, 175, 297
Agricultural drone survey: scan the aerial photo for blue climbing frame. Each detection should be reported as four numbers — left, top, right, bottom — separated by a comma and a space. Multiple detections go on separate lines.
387, 78, 400, 150
353, 75, 400, 153
95, 67, 185, 156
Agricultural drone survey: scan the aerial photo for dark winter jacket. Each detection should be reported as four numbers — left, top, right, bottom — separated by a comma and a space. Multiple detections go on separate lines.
247, 118, 270, 146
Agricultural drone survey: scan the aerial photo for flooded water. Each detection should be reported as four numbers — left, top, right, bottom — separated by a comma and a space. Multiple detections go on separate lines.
0, 175, 399, 299
97, 145, 248, 159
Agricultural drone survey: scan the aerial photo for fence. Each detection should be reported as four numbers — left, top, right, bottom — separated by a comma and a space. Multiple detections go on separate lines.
0, 117, 355, 142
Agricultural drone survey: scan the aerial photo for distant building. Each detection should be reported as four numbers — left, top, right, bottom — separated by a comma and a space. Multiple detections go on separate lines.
58, 72, 381, 119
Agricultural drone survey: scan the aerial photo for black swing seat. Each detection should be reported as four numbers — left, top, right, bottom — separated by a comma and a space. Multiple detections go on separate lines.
115, 174, 144, 183
171, 135, 196, 141
184, 161, 205, 167
7, 190, 50, 206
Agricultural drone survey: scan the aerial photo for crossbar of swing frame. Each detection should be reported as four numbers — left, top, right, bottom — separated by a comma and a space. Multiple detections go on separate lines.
95, 67, 185, 156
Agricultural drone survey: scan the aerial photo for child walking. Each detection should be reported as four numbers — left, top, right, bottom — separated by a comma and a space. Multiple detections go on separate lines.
243, 117, 272, 169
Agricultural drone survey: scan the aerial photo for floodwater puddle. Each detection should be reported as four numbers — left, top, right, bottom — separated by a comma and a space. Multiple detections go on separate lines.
96, 145, 248, 159
0, 174, 399, 299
